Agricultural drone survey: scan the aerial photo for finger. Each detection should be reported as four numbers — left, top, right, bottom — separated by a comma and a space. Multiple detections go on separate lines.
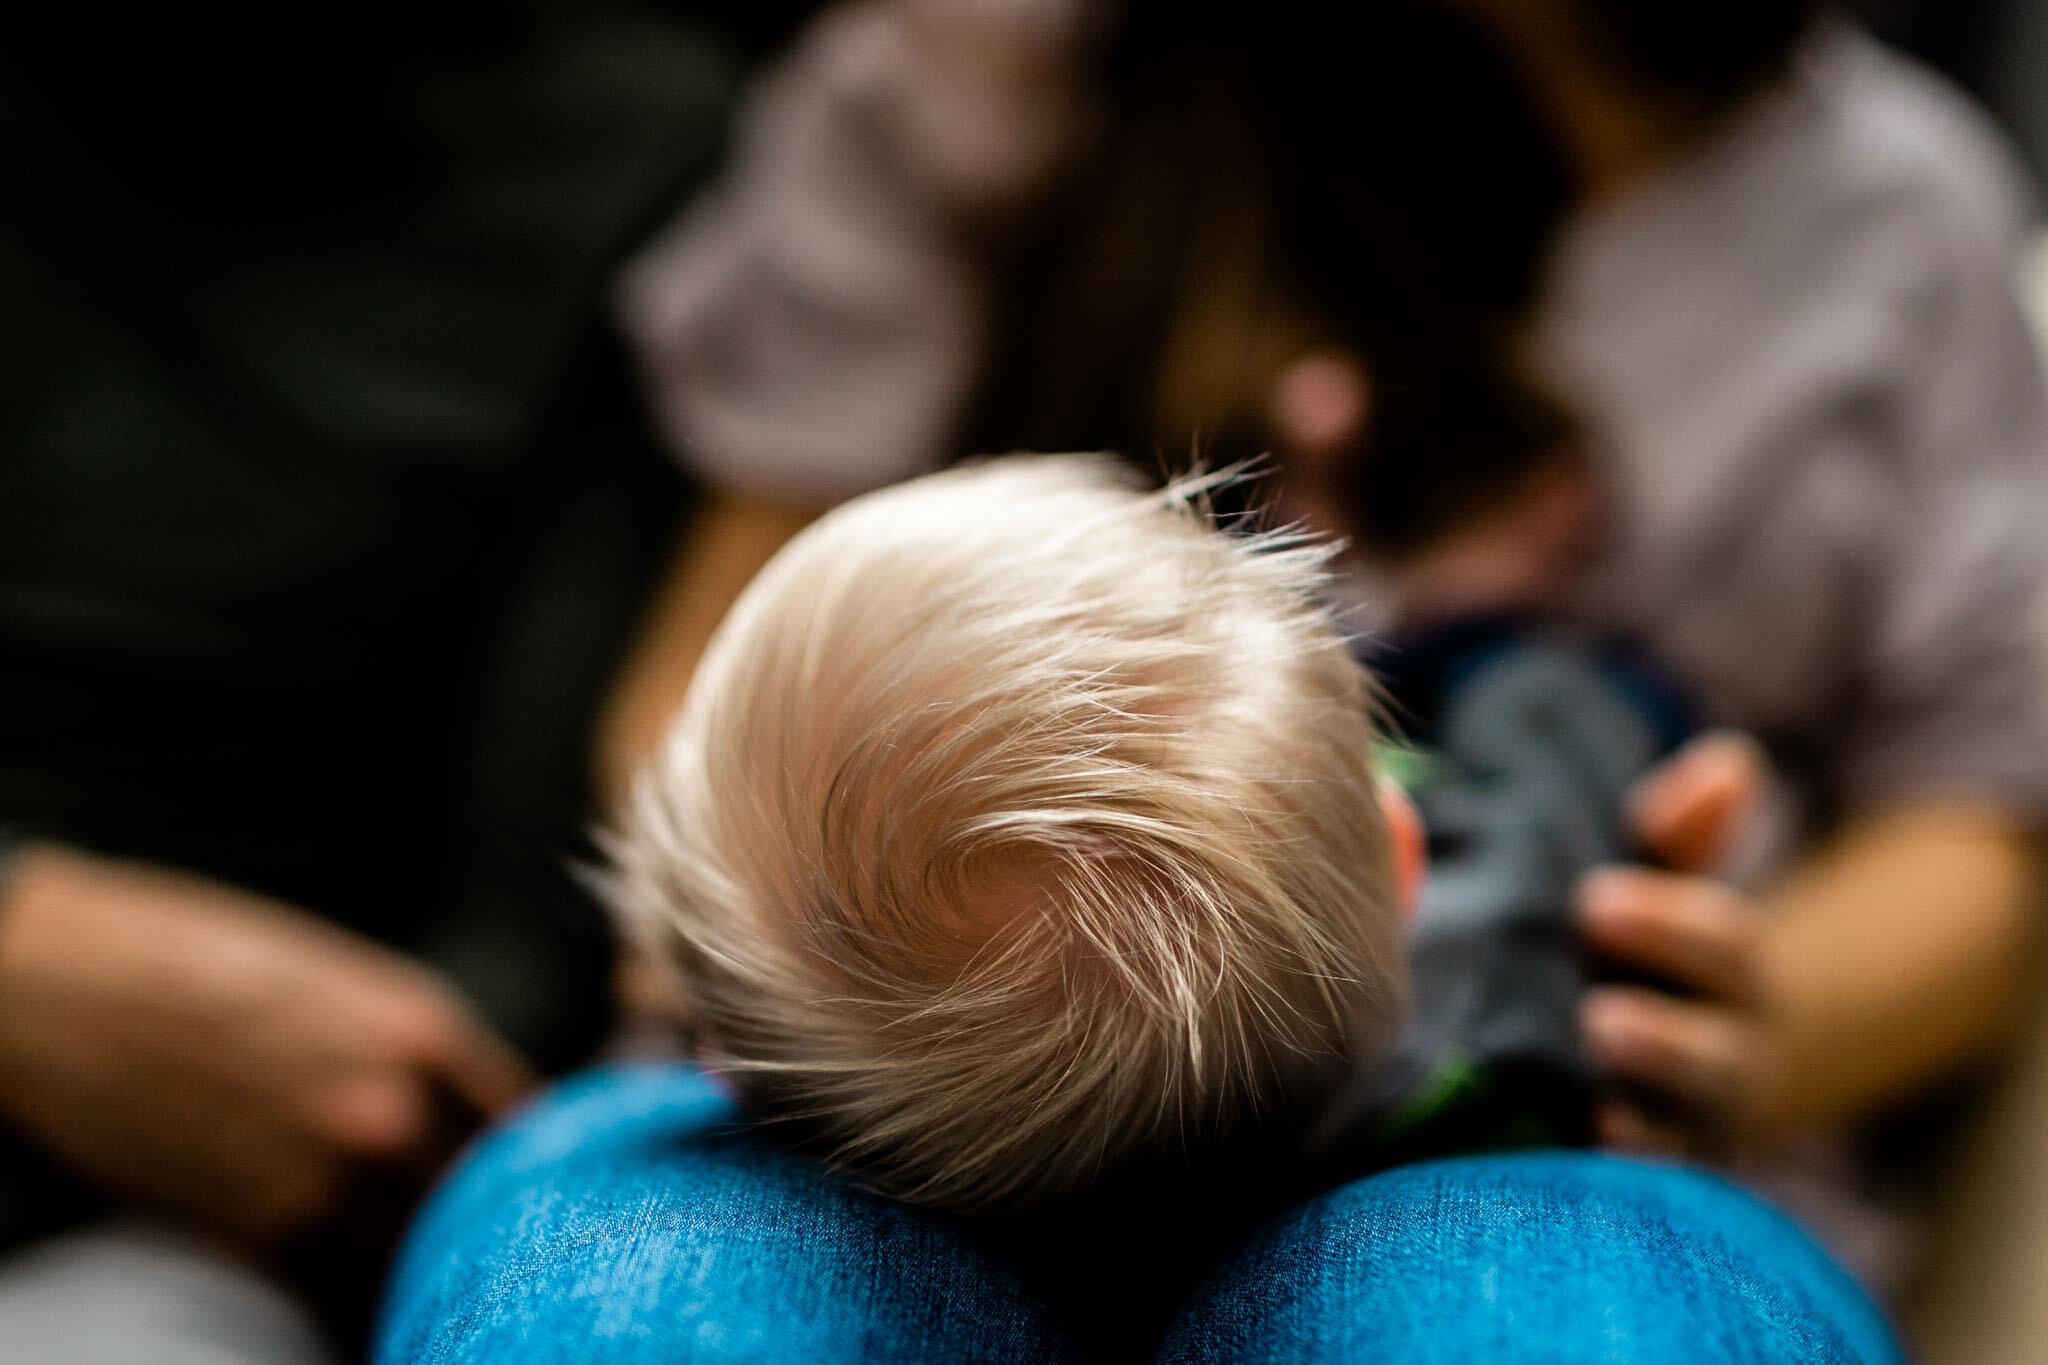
1581, 988, 1758, 1115
393, 994, 536, 1118
304, 1069, 431, 1157
1626, 730, 1767, 874
1593, 1099, 1690, 1157
1577, 867, 1764, 1002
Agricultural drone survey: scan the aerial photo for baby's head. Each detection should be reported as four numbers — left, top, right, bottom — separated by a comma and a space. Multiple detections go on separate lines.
606, 456, 1408, 1210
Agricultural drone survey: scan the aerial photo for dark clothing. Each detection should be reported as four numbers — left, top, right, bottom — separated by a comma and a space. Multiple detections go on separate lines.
1316, 624, 1691, 1162
0, 3, 740, 1249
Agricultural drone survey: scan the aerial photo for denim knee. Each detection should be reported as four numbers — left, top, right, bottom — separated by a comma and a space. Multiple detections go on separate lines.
1161, 1150, 1904, 1364
374, 1063, 1083, 1365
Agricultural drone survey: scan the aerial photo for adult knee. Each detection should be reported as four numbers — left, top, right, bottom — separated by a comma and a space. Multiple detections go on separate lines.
375, 1064, 1081, 1365
1162, 1151, 1903, 1364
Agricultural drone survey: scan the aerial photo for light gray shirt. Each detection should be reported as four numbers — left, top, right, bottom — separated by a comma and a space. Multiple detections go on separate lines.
1539, 24, 2048, 818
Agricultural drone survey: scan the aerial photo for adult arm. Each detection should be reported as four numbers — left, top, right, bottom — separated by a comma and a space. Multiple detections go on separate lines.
614, 0, 1096, 509
1581, 134, 2048, 1144
595, 493, 823, 805
0, 843, 533, 1245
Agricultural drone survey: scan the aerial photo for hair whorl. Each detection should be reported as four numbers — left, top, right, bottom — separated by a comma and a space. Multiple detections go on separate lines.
606, 455, 1406, 1210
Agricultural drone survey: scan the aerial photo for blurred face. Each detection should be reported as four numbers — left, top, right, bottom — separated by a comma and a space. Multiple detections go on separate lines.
1266, 349, 1373, 543
1265, 346, 1605, 623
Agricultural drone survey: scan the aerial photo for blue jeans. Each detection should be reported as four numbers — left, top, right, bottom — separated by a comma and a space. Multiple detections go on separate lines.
375, 1064, 1904, 1363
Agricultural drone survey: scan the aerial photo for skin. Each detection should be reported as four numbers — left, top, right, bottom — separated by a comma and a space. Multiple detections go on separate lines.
0, 845, 531, 1246
1583, 740, 2042, 1152
1270, 347, 2042, 1149
595, 492, 825, 808
1438, 0, 2048, 1152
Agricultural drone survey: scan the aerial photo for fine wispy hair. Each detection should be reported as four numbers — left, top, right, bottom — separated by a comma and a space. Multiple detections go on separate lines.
604, 454, 1406, 1211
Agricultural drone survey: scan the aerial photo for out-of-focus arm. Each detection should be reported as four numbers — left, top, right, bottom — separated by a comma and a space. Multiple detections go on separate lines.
595, 494, 824, 805
1750, 801, 2041, 1128
614, 0, 1100, 508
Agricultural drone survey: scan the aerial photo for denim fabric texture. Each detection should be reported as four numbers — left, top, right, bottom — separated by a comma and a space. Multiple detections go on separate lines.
1159, 1152, 1905, 1364
376, 1064, 1904, 1363
376, 1065, 1082, 1364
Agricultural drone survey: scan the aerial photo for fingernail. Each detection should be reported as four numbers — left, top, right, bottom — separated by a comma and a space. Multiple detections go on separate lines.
1580, 992, 1638, 1061
1576, 867, 1635, 925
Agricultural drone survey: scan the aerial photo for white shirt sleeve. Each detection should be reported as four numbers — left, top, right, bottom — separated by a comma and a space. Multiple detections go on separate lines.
1838, 208, 2048, 817
614, 0, 1095, 505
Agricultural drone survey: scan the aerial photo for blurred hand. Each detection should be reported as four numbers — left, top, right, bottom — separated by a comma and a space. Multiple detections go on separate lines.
1574, 732, 1779, 1154
1577, 867, 1780, 1153
0, 845, 533, 1245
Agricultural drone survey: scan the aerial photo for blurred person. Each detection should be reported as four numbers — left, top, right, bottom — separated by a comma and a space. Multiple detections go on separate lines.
608, 0, 2048, 1294
599, 0, 1113, 797
1417, 0, 2048, 1284
0, 2, 764, 1358
1108, 0, 2048, 1284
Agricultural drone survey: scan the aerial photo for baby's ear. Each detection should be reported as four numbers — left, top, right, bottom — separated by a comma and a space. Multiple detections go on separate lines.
1377, 778, 1425, 919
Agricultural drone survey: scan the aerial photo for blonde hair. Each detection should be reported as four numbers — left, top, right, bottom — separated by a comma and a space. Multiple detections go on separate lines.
605, 455, 1406, 1210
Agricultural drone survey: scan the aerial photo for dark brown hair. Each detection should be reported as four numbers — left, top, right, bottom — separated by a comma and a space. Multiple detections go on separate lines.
964, 0, 1578, 557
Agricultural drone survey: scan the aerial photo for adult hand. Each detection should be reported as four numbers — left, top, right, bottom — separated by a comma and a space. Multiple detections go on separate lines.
0, 844, 534, 1245
1574, 732, 1780, 1153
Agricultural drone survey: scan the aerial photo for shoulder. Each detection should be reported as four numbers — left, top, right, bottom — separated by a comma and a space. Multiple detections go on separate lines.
1792, 24, 2035, 262
1542, 24, 2033, 349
